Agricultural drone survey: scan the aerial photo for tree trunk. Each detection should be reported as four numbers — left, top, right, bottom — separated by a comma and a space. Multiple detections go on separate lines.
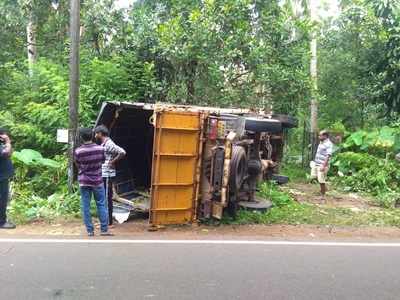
26, 11, 37, 76
310, 36, 318, 132
309, 0, 318, 158
93, 31, 101, 56
68, 0, 81, 193
186, 60, 197, 104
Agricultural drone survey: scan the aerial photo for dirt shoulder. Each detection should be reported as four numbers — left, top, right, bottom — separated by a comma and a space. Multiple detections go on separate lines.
1, 219, 400, 241
2, 182, 399, 241
283, 182, 376, 210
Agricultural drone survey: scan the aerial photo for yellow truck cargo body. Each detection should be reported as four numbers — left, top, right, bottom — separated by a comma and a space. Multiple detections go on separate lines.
150, 110, 203, 225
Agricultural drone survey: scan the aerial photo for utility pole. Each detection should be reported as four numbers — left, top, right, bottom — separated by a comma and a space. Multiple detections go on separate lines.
309, 0, 319, 159
68, 0, 80, 192
25, 0, 37, 76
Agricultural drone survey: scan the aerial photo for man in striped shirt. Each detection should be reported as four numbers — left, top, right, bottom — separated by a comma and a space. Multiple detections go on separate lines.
74, 128, 112, 236
94, 125, 126, 226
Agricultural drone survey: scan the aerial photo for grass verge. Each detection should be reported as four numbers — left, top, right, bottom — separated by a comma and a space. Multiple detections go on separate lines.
223, 182, 400, 227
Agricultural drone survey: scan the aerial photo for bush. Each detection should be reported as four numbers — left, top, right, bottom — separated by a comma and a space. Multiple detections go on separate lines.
328, 127, 400, 208
7, 149, 81, 223
373, 191, 400, 208
342, 127, 400, 158
333, 152, 376, 174
332, 151, 400, 195
12, 150, 65, 197
9, 188, 81, 224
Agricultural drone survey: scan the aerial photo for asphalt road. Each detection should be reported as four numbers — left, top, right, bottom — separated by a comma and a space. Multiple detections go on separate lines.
1, 239, 400, 300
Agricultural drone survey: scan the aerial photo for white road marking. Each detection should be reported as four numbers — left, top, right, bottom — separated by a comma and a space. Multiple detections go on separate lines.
0, 238, 399, 247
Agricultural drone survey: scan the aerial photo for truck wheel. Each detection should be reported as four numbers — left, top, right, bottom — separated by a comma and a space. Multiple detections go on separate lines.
229, 146, 247, 190
245, 117, 282, 133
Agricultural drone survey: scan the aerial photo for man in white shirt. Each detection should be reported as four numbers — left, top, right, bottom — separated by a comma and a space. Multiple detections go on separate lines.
310, 130, 333, 198
94, 125, 126, 226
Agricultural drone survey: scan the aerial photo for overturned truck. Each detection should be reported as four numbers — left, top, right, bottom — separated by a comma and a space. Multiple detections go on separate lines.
95, 102, 296, 226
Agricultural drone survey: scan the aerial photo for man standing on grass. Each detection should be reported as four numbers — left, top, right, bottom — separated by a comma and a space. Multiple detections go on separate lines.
0, 128, 16, 229
74, 128, 112, 236
94, 125, 126, 227
310, 130, 333, 198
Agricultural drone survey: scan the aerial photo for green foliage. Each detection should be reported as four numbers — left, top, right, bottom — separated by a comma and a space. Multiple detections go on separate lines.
80, 55, 157, 104
368, 0, 400, 115
13, 149, 60, 168
374, 191, 400, 209
259, 182, 294, 207
8, 151, 81, 223
233, 201, 400, 227
227, 181, 400, 227
333, 152, 375, 174
332, 151, 400, 199
280, 163, 308, 182
329, 121, 347, 135
9, 188, 81, 224
327, 125, 400, 209
124, 0, 310, 110
0, 55, 156, 157
319, 0, 396, 127
6, 148, 76, 223
0, 60, 68, 155
341, 127, 400, 156
223, 181, 316, 225
11, 150, 67, 197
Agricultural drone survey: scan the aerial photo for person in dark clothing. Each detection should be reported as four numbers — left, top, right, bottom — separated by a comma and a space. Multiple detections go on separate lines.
0, 128, 16, 229
94, 125, 126, 226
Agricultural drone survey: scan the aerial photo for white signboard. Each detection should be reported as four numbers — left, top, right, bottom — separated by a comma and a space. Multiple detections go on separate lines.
57, 129, 69, 143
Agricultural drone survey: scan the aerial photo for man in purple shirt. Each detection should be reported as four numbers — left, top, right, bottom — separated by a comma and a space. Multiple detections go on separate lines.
74, 128, 112, 236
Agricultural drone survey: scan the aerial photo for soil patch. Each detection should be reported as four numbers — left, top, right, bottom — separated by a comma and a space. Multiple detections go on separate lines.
283, 182, 375, 211
1, 219, 400, 241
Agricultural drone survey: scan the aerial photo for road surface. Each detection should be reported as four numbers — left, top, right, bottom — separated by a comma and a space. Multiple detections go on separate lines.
1, 239, 400, 299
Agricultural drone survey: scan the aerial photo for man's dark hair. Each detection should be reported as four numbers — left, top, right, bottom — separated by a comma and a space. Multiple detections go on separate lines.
79, 128, 93, 142
94, 125, 109, 137
0, 128, 9, 135
320, 130, 330, 138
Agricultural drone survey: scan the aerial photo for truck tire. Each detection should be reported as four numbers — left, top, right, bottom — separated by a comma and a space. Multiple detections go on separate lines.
271, 174, 289, 185
245, 117, 282, 133
229, 146, 247, 190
